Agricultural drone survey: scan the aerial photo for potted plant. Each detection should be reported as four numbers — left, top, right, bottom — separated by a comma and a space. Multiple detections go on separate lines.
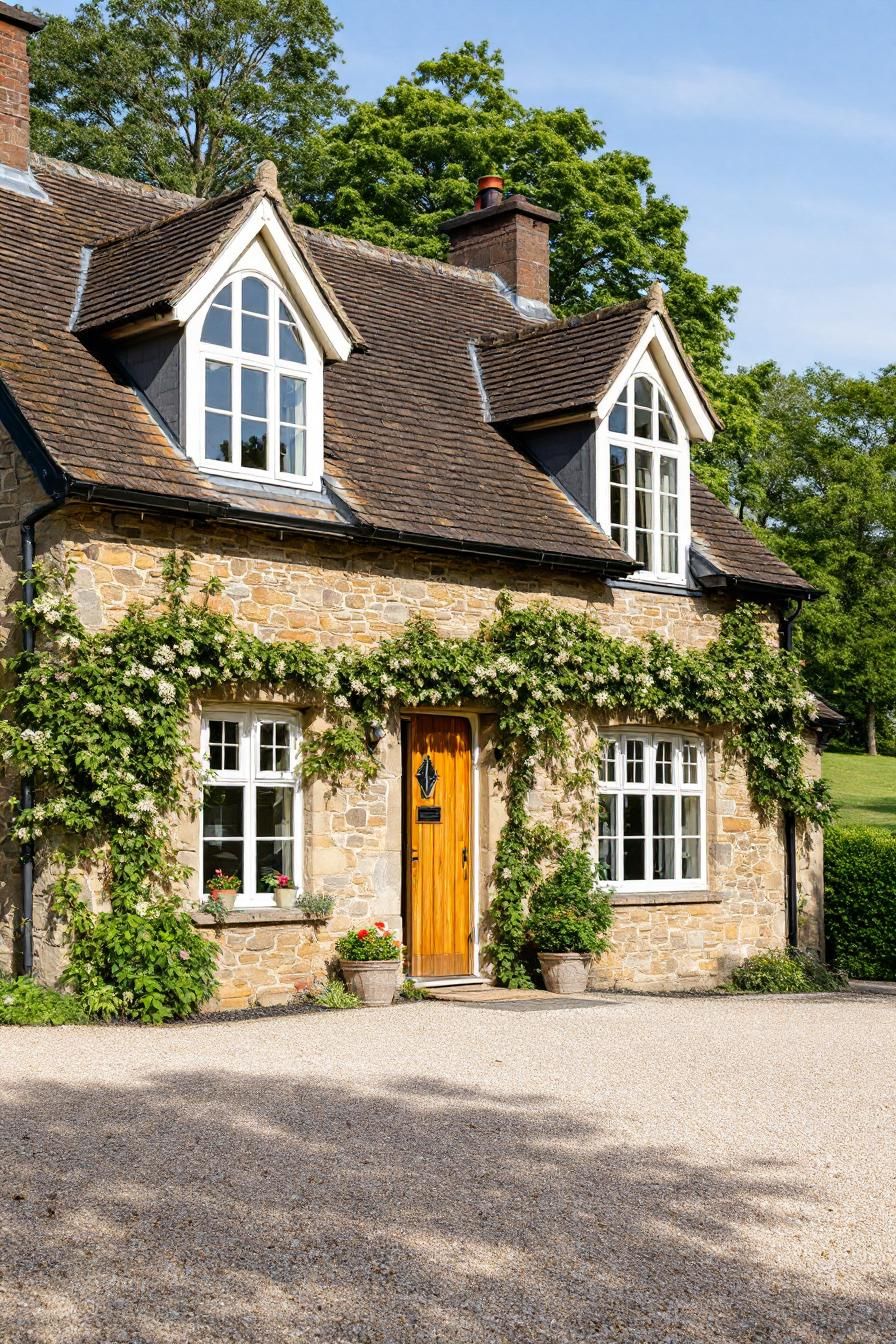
335, 922, 403, 1007
526, 848, 613, 994
296, 891, 335, 920
205, 869, 240, 912
261, 871, 296, 909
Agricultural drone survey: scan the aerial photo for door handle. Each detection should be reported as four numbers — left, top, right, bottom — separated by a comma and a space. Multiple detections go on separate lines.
462, 846, 469, 867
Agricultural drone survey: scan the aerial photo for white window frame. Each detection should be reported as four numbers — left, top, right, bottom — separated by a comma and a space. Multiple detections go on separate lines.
199, 707, 303, 909
596, 732, 706, 893
185, 250, 324, 492
596, 364, 690, 584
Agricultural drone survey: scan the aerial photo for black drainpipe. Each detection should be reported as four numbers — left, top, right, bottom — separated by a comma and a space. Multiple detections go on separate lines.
778, 600, 804, 949
19, 495, 66, 975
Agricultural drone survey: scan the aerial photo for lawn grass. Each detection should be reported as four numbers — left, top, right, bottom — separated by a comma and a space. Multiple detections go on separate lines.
823, 752, 896, 831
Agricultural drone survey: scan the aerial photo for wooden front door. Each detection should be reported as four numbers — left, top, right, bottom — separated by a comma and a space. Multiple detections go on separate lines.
406, 715, 472, 978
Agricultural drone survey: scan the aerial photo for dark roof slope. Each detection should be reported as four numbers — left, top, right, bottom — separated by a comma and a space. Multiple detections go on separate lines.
299, 230, 631, 565
689, 476, 815, 596
0, 154, 813, 592
478, 298, 650, 423
73, 186, 258, 333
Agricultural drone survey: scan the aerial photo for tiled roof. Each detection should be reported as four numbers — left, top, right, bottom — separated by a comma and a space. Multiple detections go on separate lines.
477, 298, 652, 423
0, 154, 812, 591
73, 186, 258, 333
689, 476, 815, 596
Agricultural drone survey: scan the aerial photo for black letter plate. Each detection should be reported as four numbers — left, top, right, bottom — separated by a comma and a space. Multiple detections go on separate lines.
417, 806, 442, 823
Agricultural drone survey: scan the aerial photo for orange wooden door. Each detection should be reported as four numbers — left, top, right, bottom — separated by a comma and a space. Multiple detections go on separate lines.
406, 715, 472, 978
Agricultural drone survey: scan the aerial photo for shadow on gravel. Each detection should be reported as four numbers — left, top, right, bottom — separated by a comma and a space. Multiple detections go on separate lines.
0, 1071, 891, 1344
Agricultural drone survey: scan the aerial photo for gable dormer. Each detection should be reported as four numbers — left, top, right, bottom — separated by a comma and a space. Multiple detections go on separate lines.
72, 164, 361, 494
475, 284, 722, 586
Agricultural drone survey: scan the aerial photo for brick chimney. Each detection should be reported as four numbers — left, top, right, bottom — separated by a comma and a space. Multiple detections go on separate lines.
0, 2, 43, 175
440, 176, 560, 308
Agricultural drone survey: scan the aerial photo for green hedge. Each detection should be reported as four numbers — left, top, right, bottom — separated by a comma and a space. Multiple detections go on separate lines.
825, 826, 896, 981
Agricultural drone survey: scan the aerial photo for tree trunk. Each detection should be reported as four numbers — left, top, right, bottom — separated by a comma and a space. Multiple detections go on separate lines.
866, 703, 878, 756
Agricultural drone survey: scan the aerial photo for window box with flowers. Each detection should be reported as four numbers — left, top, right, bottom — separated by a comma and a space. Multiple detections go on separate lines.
336, 923, 404, 1007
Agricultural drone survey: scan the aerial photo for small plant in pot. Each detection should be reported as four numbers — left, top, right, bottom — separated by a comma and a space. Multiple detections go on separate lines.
261, 870, 296, 909
335, 922, 404, 1007
526, 847, 613, 995
205, 869, 240, 912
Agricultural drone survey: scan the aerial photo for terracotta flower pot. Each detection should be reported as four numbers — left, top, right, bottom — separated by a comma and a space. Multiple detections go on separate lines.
210, 888, 238, 912
273, 886, 296, 910
537, 951, 591, 995
339, 959, 401, 1007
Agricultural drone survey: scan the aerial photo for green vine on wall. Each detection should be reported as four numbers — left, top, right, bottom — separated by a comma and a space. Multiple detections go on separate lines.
0, 554, 830, 1003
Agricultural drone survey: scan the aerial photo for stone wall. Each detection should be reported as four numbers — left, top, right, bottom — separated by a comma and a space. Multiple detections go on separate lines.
0, 458, 826, 1000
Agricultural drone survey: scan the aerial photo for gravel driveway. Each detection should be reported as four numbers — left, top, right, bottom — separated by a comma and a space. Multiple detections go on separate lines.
1, 992, 894, 1344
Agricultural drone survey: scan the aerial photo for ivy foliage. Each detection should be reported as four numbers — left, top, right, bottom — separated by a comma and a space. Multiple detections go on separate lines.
0, 555, 830, 1001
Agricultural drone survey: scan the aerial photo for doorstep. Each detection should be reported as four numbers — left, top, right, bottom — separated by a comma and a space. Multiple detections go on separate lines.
424, 983, 585, 1004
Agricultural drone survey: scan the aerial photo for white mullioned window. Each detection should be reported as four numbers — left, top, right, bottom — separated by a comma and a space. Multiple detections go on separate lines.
597, 732, 706, 891
602, 372, 688, 582
200, 708, 302, 908
195, 271, 317, 487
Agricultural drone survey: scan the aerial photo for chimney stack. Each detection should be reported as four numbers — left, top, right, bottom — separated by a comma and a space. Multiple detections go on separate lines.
440, 175, 560, 309
0, 2, 43, 176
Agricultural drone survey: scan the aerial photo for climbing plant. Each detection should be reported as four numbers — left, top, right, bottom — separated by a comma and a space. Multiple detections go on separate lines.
0, 554, 830, 1003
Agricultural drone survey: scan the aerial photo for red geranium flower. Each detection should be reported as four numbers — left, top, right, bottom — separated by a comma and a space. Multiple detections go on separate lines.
357, 929, 369, 939
374, 921, 386, 930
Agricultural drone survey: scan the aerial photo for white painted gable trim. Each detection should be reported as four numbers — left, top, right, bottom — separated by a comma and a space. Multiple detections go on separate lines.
171, 197, 353, 363
595, 313, 716, 443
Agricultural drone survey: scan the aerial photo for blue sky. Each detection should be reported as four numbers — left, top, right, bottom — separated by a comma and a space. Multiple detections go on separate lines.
41, 0, 893, 374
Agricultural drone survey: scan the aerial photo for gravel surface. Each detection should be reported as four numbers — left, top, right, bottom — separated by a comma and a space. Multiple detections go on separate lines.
1, 993, 895, 1344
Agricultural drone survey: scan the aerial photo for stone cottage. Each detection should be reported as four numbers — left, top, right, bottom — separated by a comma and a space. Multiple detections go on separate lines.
0, 5, 838, 1006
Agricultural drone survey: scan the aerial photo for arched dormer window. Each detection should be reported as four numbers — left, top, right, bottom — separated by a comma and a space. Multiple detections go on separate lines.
602, 372, 688, 582
192, 271, 321, 487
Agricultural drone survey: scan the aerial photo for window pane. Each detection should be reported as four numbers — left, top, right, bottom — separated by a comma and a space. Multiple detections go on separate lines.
608, 394, 627, 435
653, 795, 675, 881
634, 403, 652, 438
241, 312, 268, 357
241, 421, 267, 470
598, 795, 617, 880
202, 785, 243, 837
205, 411, 231, 463
279, 303, 305, 363
202, 301, 232, 348
625, 739, 644, 784
257, 839, 293, 890
279, 426, 306, 476
635, 449, 653, 569
657, 391, 677, 443
660, 455, 678, 497
661, 533, 679, 573
622, 794, 645, 881
682, 743, 699, 785
682, 834, 701, 880
205, 360, 231, 411
610, 445, 628, 549
598, 740, 616, 784
241, 367, 267, 419
208, 720, 239, 772
259, 722, 291, 773
655, 740, 673, 784
634, 376, 653, 409
256, 786, 293, 837
681, 795, 701, 836
280, 376, 305, 425
242, 277, 268, 315
203, 840, 243, 889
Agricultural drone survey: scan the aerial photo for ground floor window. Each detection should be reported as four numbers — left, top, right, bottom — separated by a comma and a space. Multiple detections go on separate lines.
200, 708, 301, 907
597, 732, 705, 890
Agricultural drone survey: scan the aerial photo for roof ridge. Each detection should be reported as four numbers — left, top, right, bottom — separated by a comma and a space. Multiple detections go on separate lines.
477, 293, 654, 352
31, 153, 201, 208
86, 182, 259, 255
295, 223, 527, 294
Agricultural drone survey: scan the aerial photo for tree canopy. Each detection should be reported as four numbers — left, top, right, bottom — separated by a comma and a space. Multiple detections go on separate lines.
30, 0, 346, 197
752, 365, 896, 752
298, 42, 739, 383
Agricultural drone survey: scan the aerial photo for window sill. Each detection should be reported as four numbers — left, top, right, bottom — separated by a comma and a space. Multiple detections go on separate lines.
191, 908, 326, 927
609, 890, 720, 908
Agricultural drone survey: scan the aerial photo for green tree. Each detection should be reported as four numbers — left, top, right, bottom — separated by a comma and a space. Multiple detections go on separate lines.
298, 41, 738, 382
30, 0, 345, 197
755, 365, 896, 753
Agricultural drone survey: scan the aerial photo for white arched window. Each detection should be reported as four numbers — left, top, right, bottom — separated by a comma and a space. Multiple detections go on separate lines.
192, 271, 320, 487
601, 372, 688, 582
